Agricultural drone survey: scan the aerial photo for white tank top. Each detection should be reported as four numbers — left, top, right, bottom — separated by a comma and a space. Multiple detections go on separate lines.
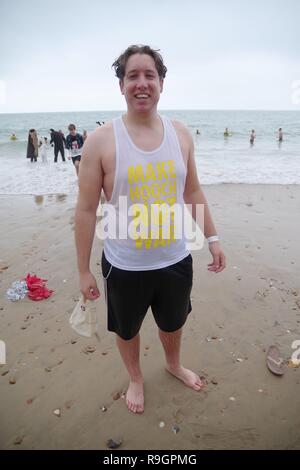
103, 115, 189, 270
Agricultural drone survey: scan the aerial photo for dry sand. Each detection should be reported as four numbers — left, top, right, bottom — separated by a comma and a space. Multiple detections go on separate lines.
0, 185, 300, 450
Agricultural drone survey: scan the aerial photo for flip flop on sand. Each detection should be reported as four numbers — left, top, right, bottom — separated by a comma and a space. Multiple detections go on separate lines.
266, 345, 285, 376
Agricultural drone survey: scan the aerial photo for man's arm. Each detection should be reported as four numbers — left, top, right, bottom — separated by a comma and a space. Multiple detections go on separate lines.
182, 127, 226, 273
74, 131, 103, 299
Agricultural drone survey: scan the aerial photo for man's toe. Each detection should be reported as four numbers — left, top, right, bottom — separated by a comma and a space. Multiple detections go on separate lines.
193, 382, 202, 391
126, 400, 132, 411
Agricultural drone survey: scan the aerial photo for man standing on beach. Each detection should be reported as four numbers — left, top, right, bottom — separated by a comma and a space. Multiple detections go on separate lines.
50, 129, 66, 162
74, 45, 226, 414
66, 124, 84, 176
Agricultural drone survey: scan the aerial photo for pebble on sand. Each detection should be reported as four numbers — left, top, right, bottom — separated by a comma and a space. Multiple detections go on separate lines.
206, 336, 220, 342
288, 359, 300, 368
82, 346, 96, 354
106, 438, 122, 449
13, 436, 23, 445
53, 409, 61, 417
172, 425, 180, 434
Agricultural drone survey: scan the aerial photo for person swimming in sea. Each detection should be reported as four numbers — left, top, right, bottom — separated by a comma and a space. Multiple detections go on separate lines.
250, 129, 256, 145
10, 133, 17, 141
224, 128, 232, 137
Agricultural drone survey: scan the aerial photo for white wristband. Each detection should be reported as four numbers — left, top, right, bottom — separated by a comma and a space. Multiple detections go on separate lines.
207, 235, 219, 244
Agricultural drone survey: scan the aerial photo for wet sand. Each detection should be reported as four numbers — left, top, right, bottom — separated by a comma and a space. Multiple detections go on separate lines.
0, 185, 300, 450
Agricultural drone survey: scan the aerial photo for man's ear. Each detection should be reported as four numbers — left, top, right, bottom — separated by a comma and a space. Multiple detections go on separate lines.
160, 79, 164, 94
119, 79, 124, 95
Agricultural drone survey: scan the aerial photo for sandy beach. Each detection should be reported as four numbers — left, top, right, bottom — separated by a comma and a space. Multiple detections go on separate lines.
0, 184, 300, 450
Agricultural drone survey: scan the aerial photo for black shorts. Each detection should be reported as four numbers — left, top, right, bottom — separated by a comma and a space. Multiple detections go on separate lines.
101, 251, 193, 340
71, 155, 81, 165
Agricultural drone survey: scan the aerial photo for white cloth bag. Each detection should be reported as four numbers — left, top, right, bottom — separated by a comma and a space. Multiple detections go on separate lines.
69, 296, 98, 337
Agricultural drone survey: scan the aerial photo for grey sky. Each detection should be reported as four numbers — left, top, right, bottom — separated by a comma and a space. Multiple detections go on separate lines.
0, 0, 300, 112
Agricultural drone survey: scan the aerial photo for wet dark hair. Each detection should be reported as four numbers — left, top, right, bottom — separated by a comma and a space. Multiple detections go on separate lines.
112, 44, 167, 80
29, 128, 35, 133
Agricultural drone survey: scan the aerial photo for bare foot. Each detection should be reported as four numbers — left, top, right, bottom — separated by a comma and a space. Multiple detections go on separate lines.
166, 365, 204, 391
126, 380, 144, 414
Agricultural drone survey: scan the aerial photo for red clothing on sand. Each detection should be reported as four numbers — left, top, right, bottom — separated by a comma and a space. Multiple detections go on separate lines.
25, 273, 53, 301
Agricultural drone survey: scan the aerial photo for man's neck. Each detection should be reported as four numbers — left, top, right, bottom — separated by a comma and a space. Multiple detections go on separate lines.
124, 109, 159, 128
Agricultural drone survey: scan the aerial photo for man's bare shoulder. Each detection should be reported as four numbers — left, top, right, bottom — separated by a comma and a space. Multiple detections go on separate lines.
86, 122, 114, 145
81, 122, 114, 162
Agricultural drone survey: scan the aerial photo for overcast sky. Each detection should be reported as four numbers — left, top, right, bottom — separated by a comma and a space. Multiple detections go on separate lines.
0, 0, 300, 113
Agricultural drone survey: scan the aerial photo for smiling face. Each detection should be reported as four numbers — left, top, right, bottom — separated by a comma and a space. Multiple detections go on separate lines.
68, 125, 76, 136
120, 53, 164, 115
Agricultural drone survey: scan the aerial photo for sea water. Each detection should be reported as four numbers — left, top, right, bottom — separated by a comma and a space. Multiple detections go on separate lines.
0, 110, 299, 194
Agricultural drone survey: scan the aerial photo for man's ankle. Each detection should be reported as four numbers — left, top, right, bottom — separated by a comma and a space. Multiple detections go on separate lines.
166, 363, 180, 371
129, 376, 144, 384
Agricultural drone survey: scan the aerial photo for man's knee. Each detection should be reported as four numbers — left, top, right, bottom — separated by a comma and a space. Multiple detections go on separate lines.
116, 331, 140, 342
158, 326, 182, 336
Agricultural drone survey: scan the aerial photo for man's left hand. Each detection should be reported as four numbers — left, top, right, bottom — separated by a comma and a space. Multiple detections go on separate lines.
207, 242, 226, 273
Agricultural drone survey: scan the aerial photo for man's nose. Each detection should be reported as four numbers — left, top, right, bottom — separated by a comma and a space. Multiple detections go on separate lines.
136, 74, 147, 88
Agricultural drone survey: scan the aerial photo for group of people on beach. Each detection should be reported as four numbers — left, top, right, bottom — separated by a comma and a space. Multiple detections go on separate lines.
24, 120, 107, 175
21, 121, 284, 174
25, 124, 87, 175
